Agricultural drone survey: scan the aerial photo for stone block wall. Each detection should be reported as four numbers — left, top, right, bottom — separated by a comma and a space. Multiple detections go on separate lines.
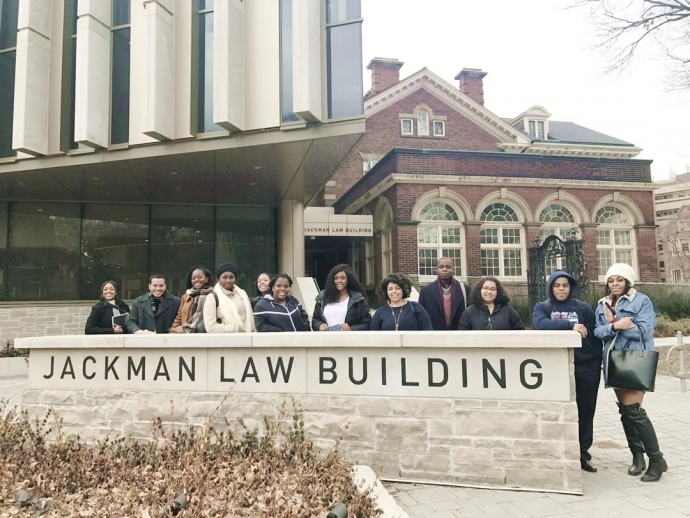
0, 305, 91, 344
20, 388, 583, 493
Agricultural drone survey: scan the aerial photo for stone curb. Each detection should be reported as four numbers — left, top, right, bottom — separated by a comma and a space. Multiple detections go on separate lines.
354, 465, 410, 518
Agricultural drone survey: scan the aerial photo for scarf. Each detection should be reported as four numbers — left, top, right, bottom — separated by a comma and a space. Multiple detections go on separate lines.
213, 283, 254, 333
182, 286, 214, 333
437, 278, 456, 328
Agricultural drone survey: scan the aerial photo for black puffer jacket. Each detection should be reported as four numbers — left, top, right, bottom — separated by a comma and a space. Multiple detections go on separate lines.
254, 295, 310, 332
311, 290, 371, 331
85, 300, 131, 334
457, 304, 525, 331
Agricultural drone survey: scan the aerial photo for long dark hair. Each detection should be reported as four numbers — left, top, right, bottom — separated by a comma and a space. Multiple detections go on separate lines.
99, 280, 123, 305
376, 273, 413, 302
323, 264, 368, 305
185, 265, 214, 291
468, 276, 510, 307
256, 272, 271, 297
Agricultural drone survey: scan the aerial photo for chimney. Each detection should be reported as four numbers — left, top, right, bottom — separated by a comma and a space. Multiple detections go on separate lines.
366, 58, 404, 97
455, 68, 488, 106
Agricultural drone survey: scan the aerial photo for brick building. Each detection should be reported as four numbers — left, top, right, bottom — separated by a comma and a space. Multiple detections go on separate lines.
312, 58, 657, 291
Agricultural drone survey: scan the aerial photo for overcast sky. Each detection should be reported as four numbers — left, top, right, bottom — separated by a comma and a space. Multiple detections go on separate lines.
361, 0, 690, 181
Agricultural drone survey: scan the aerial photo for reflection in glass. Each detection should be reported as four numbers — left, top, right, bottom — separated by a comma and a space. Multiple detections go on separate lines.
280, 0, 299, 123
111, 27, 130, 145
112, 0, 131, 27
0, 0, 19, 50
0, 51, 15, 158
215, 207, 276, 290
150, 206, 214, 296
0, 203, 7, 300
8, 203, 81, 301
81, 204, 148, 300
197, 6, 222, 133
327, 22, 363, 118
326, 0, 361, 23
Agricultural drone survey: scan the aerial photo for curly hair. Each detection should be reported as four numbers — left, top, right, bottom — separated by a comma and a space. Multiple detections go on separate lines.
184, 265, 214, 291
269, 273, 293, 290
99, 280, 123, 305
376, 273, 413, 302
323, 264, 368, 305
468, 276, 510, 307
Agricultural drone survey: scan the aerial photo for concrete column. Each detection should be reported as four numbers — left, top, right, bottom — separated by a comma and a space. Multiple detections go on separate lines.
292, 0, 321, 122
214, 0, 244, 132
173, 0, 192, 138
74, 0, 111, 148
12, 0, 53, 156
141, 0, 175, 141
279, 200, 305, 278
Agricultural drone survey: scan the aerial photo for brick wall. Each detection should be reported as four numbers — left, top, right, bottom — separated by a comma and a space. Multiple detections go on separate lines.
0, 305, 91, 344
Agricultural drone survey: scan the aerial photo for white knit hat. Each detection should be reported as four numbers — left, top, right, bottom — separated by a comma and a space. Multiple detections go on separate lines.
604, 263, 636, 287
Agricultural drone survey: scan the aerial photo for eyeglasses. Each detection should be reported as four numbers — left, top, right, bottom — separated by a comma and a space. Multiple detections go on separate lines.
481, 287, 497, 292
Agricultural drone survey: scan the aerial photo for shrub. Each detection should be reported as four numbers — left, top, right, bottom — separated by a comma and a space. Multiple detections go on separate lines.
654, 315, 690, 338
0, 340, 28, 358
0, 400, 381, 517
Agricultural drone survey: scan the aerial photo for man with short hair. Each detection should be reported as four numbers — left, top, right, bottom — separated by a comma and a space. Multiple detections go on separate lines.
532, 270, 603, 473
127, 274, 181, 334
418, 258, 470, 331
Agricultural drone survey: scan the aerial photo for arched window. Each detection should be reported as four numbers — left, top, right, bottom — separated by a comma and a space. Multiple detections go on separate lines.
480, 202, 523, 277
417, 201, 463, 277
417, 110, 429, 136
539, 204, 577, 275
595, 205, 634, 277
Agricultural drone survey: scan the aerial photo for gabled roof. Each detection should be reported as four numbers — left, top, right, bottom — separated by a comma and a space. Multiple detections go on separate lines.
364, 68, 532, 145
546, 121, 633, 146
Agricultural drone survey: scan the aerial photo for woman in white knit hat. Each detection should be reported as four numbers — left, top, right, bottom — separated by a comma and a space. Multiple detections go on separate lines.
594, 263, 667, 482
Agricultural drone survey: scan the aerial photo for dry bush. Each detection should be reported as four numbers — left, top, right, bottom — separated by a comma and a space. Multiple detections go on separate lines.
655, 316, 690, 338
0, 399, 382, 517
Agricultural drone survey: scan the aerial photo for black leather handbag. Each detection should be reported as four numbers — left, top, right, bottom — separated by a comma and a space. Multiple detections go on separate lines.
608, 347, 659, 392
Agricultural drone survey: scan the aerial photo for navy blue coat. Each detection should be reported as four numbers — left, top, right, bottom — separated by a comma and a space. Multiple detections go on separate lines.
418, 279, 470, 331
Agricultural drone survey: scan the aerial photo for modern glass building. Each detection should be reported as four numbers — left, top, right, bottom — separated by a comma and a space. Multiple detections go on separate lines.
0, 0, 365, 304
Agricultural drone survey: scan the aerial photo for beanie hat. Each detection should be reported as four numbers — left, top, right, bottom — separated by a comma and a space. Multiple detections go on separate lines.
215, 263, 238, 279
604, 263, 635, 287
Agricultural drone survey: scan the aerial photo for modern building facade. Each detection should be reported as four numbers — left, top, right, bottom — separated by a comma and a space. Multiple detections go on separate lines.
0, 0, 365, 318
654, 170, 690, 283
314, 58, 657, 293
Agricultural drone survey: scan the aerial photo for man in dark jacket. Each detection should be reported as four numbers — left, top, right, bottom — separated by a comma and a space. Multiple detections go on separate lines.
418, 257, 470, 331
127, 274, 181, 334
532, 270, 603, 473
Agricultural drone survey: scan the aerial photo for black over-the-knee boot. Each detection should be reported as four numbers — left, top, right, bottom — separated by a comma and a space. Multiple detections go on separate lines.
622, 403, 668, 482
617, 402, 646, 476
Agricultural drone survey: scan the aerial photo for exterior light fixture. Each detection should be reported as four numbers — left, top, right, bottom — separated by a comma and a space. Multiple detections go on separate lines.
327, 503, 347, 518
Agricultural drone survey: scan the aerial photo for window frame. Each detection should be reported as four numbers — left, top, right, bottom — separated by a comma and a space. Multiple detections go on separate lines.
595, 205, 636, 280
479, 202, 525, 279
433, 120, 445, 137
400, 118, 413, 135
417, 110, 429, 136
416, 201, 464, 282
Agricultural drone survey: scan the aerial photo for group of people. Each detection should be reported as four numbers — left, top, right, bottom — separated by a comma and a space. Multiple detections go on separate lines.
84, 258, 666, 482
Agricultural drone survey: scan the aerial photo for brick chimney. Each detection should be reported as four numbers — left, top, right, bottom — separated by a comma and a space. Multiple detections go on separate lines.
366, 58, 404, 98
454, 68, 488, 106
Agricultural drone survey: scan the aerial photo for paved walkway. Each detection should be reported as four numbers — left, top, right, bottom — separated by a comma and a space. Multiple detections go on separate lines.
2, 376, 689, 517
385, 375, 690, 517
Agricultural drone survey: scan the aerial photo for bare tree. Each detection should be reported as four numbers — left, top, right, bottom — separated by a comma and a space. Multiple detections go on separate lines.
575, 0, 690, 89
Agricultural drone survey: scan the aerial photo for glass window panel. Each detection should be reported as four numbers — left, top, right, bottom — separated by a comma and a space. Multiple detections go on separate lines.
481, 249, 499, 277
215, 206, 277, 291
417, 110, 429, 136
417, 226, 437, 245
419, 202, 459, 221
597, 250, 613, 277
545, 256, 560, 277
0, 50, 15, 158
327, 22, 363, 118
596, 230, 611, 246
433, 121, 444, 136
110, 27, 130, 145
80, 204, 148, 301
150, 206, 214, 297
503, 249, 522, 277
441, 227, 461, 244
280, 0, 299, 123
614, 230, 631, 246
539, 204, 574, 223
418, 249, 437, 276
0, 0, 19, 50
683, 242, 690, 254
502, 228, 521, 245
8, 203, 81, 301
0, 202, 7, 300
528, 120, 535, 137
441, 248, 462, 272
326, 0, 361, 23
596, 205, 629, 225
401, 119, 412, 134
480, 228, 498, 244
537, 121, 544, 139
112, 0, 131, 27
198, 11, 222, 133
68, 36, 78, 149
616, 250, 633, 265
480, 203, 518, 222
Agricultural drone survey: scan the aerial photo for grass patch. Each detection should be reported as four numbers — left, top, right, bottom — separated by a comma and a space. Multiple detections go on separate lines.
0, 399, 381, 517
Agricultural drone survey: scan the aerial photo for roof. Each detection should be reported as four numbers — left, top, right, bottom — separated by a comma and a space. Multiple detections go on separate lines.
545, 121, 633, 146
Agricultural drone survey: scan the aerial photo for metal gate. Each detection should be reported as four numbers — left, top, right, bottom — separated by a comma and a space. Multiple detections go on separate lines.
528, 230, 589, 309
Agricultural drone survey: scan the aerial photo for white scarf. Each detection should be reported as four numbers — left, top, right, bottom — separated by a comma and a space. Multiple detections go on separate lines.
213, 283, 254, 333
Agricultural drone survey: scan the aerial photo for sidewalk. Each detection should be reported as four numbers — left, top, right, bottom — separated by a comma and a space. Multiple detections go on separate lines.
0, 376, 26, 410
385, 375, 690, 517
